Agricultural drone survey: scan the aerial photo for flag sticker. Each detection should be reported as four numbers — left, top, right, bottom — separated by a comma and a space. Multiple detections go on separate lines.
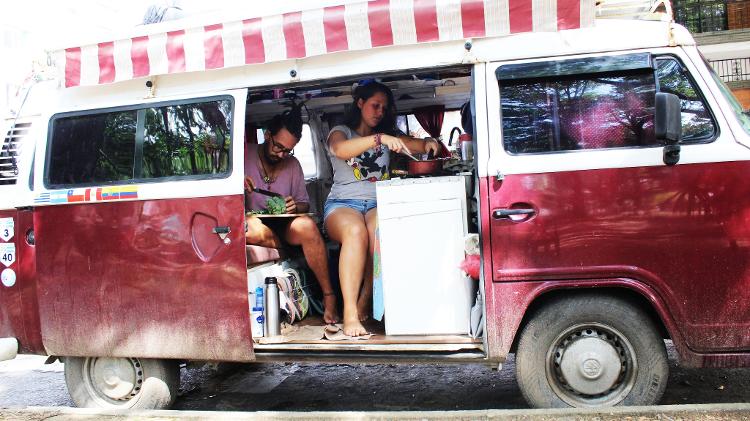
34, 186, 139, 204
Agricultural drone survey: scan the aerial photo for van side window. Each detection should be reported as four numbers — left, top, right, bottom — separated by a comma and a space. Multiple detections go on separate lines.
142, 101, 232, 178
48, 110, 137, 185
654, 57, 716, 142
47, 97, 232, 188
501, 71, 657, 154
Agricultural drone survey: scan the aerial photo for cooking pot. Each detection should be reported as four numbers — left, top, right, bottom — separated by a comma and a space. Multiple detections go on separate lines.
407, 156, 448, 175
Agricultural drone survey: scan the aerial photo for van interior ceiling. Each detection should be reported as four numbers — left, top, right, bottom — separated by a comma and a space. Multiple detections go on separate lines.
243, 66, 484, 357
245, 67, 473, 131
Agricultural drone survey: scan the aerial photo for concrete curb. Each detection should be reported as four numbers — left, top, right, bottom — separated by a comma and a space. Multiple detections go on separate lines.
2, 403, 750, 421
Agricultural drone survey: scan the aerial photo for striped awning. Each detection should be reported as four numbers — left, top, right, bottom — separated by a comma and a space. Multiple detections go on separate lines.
57, 0, 595, 88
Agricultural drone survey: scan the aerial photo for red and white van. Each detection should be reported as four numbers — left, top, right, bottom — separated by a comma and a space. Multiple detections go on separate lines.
3, 0, 750, 410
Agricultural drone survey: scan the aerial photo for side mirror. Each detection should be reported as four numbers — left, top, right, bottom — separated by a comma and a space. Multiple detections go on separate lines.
654, 92, 682, 166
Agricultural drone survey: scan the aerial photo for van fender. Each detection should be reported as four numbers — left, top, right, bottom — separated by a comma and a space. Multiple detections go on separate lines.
485, 277, 698, 366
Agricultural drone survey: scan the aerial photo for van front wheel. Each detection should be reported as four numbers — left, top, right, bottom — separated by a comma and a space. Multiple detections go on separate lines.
515, 294, 668, 408
64, 357, 179, 409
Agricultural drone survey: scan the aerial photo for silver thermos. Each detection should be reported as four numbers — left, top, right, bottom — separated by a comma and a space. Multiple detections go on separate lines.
458, 133, 474, 162
264, 277, 281, 336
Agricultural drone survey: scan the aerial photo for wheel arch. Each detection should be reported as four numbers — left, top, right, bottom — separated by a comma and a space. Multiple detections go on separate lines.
509, 284, 675, 355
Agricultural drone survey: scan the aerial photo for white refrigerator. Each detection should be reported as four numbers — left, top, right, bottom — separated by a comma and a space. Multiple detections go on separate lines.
376, 176, 475, 335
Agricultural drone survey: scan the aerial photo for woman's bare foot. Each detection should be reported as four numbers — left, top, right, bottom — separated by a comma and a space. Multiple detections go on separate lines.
343, 317, 368, 336
323, 294, 339, 324
357, 294, 372, 322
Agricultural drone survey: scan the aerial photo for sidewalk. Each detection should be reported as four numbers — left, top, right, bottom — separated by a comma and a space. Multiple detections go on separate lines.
2, 403, 750, 421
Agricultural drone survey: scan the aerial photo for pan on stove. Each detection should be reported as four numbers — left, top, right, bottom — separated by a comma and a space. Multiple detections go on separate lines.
406, 150, 448, 176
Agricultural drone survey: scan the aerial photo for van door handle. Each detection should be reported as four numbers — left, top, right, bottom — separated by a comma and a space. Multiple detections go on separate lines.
212, 226, 230, 235
492, 208, 536, 219
212, 226, 231, 243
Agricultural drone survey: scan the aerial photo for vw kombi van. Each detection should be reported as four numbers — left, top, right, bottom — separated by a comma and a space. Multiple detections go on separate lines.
2, 0, 750, 410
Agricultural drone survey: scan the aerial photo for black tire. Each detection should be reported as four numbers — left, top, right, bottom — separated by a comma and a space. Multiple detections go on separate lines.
64, 357, 180, 409
515, 293, 668, 408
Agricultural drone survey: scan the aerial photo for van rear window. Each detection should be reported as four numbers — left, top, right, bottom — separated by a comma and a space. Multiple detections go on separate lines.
46, 97, 232, 188
48, 111, 137, 185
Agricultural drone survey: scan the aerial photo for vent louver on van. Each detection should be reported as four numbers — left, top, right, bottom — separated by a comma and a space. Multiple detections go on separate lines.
0, 121, 31, 185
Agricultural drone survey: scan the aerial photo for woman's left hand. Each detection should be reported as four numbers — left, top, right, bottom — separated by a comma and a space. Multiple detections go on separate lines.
424, 138, 441, 155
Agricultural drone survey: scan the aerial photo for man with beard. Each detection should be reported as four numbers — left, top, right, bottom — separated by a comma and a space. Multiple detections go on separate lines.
244, 108, 339, 324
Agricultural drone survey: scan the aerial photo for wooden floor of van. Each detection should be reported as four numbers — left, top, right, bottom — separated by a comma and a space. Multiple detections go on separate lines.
253, 315, 483, 353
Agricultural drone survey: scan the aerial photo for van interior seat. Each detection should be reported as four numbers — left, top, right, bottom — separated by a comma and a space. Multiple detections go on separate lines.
246, 244, 286, 266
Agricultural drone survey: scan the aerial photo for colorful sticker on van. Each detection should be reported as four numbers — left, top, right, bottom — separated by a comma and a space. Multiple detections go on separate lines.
34, 186, 139, 204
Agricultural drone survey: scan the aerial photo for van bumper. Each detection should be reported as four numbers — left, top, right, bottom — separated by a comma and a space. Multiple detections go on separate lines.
0, 338, 18, 361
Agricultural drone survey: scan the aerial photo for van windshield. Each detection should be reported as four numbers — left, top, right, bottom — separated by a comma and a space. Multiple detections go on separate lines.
703, 56, 750, 135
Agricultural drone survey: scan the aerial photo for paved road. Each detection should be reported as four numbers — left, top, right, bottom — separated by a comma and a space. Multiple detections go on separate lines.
1, 344, 748, 411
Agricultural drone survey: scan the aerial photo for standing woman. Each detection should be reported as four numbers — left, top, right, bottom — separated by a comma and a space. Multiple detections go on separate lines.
324, 81, 441, 336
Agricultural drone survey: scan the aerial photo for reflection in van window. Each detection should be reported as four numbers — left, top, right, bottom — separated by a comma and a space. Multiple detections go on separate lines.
655, 58, 716, 141
47, 98, 232, 188
48, 111, 137, 185
143, 101, 232, 178
501, 71, 656, 154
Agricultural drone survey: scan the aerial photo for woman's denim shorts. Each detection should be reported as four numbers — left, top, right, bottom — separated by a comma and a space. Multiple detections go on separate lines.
323, 198, 377, 221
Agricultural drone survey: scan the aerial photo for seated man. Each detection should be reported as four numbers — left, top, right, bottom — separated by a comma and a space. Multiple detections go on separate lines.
244, 108, 338, 324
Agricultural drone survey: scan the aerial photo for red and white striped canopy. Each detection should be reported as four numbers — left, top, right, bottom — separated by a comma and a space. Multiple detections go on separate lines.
57, 0, 594, 88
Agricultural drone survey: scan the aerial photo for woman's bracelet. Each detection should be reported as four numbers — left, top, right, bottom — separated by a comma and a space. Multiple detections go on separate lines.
374, 133, 382, 150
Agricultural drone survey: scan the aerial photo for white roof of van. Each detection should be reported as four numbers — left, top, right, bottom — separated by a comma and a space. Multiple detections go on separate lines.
53, 0, 596, 89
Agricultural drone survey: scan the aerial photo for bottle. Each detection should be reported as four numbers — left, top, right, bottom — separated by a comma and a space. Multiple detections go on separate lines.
251, 287, 264, 338
264, 277, 281, 337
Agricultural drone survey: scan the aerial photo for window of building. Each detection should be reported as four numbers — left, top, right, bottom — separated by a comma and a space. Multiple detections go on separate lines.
673, 0, 728, 34
47, 97, 232, 187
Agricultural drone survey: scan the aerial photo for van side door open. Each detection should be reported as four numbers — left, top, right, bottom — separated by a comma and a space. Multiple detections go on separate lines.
33, 91, 254, 361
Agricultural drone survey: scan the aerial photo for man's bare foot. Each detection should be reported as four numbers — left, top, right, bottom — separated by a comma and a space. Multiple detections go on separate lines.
357, 295, 372, 322
323, 294, 339, 324
343, 317, 368, 336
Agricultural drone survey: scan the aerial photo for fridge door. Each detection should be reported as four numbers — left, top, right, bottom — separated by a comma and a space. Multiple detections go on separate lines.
377, 198, 474, 335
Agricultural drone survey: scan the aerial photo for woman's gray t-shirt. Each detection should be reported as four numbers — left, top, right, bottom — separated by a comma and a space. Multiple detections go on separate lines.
326, 125, 390, 201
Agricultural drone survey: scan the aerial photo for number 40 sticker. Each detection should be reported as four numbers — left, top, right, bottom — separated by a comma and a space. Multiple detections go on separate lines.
0, 218, 13, 242
0, 243, 15, 267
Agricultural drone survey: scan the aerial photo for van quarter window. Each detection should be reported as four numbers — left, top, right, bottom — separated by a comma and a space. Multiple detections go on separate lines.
500, 56, 717, 155
46, 97, 232, 187
654, 57, 717, 142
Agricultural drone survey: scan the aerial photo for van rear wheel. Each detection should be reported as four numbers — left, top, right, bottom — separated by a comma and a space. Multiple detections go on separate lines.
515, 293, 668, 408
64, 356, 179, 409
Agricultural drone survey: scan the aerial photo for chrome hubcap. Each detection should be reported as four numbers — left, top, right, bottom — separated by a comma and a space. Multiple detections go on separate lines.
85, 357, 144, 402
